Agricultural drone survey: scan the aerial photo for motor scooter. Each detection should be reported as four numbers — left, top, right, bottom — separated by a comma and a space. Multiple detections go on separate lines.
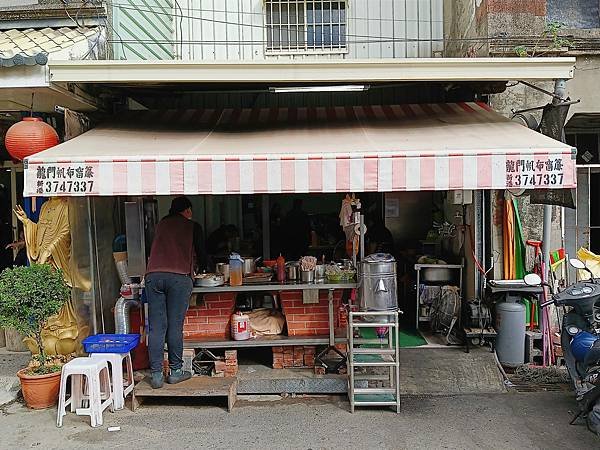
524, 259, 600, 435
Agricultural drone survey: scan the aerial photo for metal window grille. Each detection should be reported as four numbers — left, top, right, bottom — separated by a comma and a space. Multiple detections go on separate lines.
265, 1, 347, 53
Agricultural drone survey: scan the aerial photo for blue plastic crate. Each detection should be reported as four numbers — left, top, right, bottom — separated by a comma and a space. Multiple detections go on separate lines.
82, 334, 140, 354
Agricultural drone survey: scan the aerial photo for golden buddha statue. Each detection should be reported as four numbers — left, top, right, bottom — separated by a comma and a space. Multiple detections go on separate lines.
14, 197, 90, 356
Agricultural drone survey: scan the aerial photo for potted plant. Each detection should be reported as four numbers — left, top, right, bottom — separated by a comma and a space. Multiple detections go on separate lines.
0, 264, 71, 409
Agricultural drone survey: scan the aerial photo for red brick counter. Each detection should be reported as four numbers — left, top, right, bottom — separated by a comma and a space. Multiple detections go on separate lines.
280, 290, 344, 336
183, 293, 236, 340
183, 288, 348, 340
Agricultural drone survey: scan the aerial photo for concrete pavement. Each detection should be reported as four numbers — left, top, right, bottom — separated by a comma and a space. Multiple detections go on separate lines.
0, 391, 598, 450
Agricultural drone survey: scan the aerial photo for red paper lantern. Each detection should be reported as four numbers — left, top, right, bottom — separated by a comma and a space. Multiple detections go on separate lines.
4, 117, 59, 161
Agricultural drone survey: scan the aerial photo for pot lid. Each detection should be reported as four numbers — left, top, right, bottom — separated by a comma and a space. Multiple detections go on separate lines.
364, 253, 395, 263
229, 252, 243, 262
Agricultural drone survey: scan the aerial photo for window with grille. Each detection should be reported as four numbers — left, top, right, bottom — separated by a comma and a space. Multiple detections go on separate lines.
265, 1, 347, 53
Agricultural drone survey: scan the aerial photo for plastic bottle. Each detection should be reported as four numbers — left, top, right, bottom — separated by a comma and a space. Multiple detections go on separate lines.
276, 254, 286, 282
229, 253, 243, 286
231, 311, 251, 340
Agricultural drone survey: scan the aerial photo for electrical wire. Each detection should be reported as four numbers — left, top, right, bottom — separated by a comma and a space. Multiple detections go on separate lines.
102, 1, 573, 45
60, 0, 126, 59
102, 36, 559, 45
60, 0, 585, 54
104, 1, 434, 24
61, 0, 82, 28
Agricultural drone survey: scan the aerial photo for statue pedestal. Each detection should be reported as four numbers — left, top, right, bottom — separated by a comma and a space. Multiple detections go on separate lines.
5, 328, 28, 352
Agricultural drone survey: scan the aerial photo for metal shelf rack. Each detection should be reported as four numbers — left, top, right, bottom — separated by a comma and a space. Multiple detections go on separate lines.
347, 310, 400, 413
414, 263, 463, 328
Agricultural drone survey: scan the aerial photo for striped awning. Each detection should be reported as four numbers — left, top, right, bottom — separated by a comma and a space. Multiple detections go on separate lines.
24, 102, 576, 197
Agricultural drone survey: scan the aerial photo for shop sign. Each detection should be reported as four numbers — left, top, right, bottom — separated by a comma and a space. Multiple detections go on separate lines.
30, 163, 96, 195
505, 157, 565, 188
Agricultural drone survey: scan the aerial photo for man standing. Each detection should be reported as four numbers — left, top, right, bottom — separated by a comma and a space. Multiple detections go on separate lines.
146, 196, 206, 389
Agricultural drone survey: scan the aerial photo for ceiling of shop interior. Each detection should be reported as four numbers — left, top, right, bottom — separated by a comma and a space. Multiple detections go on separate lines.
87, 81, 507, 114
566, 113, 600, 131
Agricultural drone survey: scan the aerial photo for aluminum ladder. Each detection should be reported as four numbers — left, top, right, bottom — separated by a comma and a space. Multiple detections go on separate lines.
347, 309, 401, 413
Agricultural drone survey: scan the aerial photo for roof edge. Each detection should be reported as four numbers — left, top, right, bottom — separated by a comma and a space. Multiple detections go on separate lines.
48, 57, 576, 84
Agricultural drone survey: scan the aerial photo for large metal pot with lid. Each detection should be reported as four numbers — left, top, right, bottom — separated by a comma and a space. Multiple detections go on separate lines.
286, 262, 299, 281
358, 253, 397, 312
241, 257, 260, 275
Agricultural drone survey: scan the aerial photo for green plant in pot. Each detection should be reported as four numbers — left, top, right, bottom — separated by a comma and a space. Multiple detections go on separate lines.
0, 263, 71, 409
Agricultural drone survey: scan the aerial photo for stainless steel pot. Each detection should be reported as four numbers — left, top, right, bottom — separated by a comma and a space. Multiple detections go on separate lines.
300, 270, 315, 283
286, 262, 299, 281
341, 259, 354, 270
216, 263, 230, 282
241, 257, 259, 275
315, 264, 326, 281
359, 253, 397, 313
421, 267, 453, 283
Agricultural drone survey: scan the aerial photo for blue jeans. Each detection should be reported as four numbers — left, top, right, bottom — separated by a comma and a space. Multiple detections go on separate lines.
146, 272, 193, 373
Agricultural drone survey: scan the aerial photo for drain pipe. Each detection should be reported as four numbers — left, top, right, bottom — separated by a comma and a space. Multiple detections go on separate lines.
114, 296, 140, 334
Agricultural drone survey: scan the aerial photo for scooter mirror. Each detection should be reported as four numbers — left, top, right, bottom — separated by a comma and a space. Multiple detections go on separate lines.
569, 258, 586, 270
524, 273, 542, 286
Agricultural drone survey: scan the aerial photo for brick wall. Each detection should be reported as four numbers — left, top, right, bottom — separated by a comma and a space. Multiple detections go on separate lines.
280, 290, 344, 336
183, 293, 236, 340
272, 346, 316, 369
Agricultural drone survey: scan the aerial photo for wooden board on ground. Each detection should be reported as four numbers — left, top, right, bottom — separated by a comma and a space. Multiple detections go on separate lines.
134, 376, 237, 412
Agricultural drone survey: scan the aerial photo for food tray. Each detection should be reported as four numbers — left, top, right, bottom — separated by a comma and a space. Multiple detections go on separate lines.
83, 334, 140, 354
195, 273, 224, 284
243, 273, 273, 284
325, 270, 356, 282
195, 276, 225, 287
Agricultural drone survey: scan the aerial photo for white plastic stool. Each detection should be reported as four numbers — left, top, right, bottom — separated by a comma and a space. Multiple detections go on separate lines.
57, 358, 114, 428
89, 352, 134, 410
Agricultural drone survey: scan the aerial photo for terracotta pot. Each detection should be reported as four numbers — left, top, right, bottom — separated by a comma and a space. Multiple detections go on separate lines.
17, 368, 62, 409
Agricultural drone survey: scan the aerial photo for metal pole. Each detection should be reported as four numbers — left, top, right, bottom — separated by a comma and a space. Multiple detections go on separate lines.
540, 79, 567, 365
542, 79, 567, 278
359, 213, 365, 261
328, 289, 335, 347
542, 205, 552, 278
10, 168, 17, 242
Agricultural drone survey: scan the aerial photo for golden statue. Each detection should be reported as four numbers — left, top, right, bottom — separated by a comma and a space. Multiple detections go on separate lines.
14, 197, 90, 356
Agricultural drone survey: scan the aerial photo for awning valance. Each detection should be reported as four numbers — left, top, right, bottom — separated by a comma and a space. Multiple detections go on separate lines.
24, 102, 576, 197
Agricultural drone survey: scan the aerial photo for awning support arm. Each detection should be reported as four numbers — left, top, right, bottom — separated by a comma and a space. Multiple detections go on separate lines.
517, 80, 564, 101
512, 99, 580, 115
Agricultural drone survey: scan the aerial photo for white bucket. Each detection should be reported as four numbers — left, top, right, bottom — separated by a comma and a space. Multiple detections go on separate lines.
231, 311, 251, 340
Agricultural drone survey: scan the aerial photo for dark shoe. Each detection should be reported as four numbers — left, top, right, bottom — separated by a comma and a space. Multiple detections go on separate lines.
167, 369, 192, 384
150, 371, 164, 389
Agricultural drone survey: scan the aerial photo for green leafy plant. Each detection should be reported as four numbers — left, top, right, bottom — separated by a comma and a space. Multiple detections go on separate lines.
514, 45, 528, 57
545, 21, 572, 50
0, 264, 71, 374
514, 21, 572, 57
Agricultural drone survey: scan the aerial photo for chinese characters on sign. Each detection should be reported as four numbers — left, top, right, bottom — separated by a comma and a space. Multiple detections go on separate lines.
34, 164, 95, 194
505, 157, 564, 188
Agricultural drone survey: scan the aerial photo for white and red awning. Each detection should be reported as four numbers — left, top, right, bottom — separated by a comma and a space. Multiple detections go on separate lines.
24, 102, 576, 197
